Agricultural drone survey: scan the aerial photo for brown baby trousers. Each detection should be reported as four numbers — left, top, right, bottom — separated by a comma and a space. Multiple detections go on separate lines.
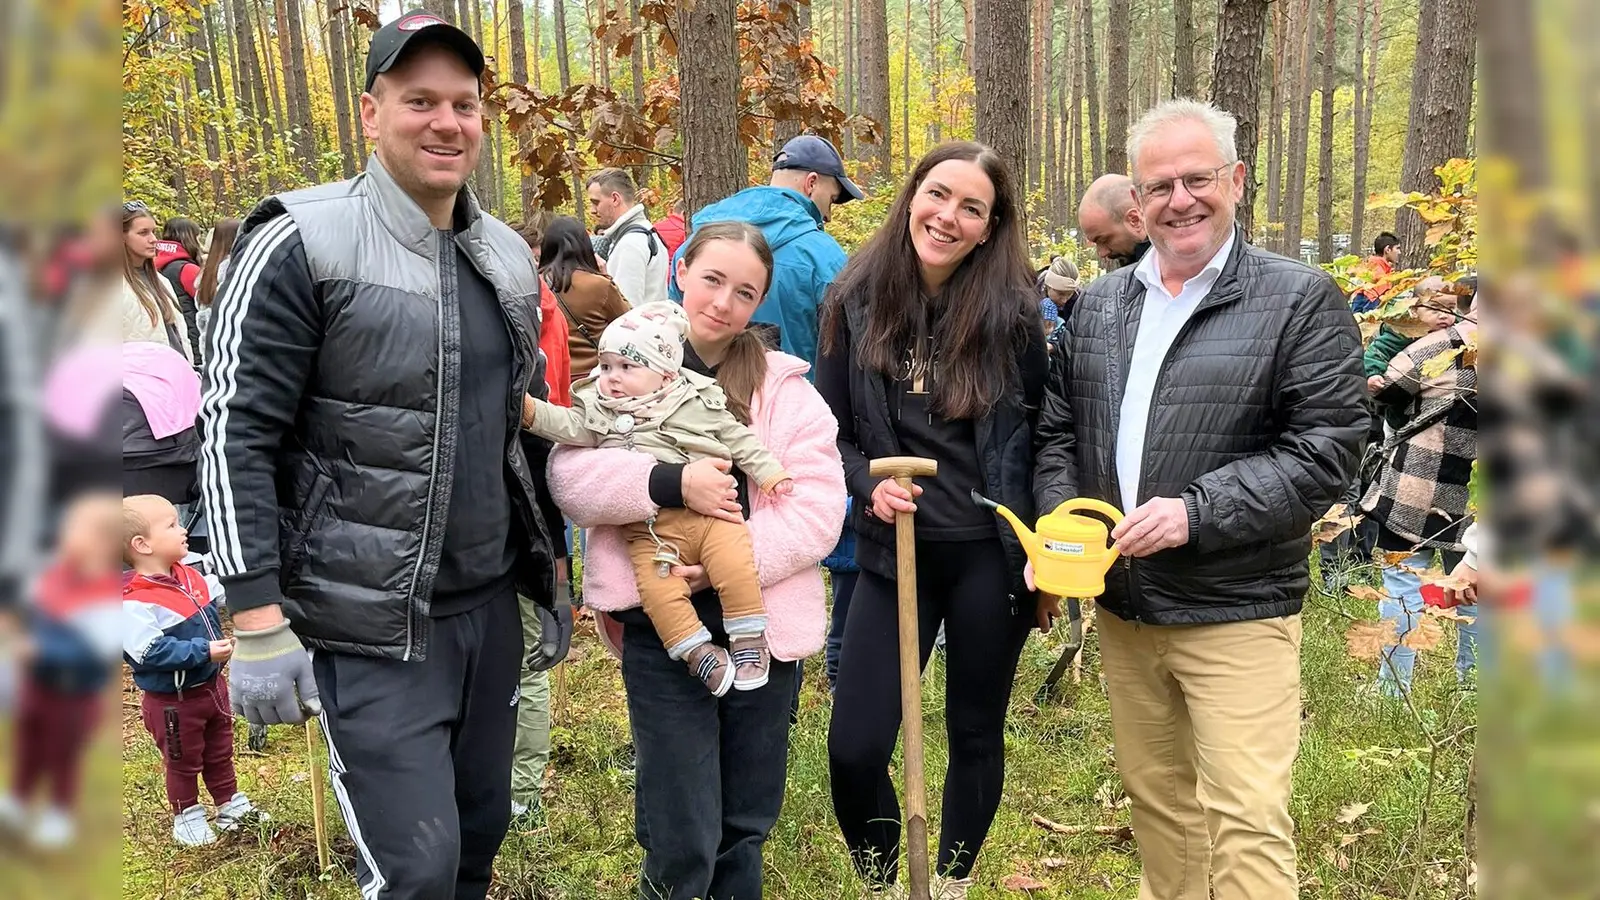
623, 507, 766, 654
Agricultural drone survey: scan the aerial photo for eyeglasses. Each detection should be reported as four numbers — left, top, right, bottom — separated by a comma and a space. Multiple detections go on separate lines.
122, 200, 149, 213
1137, 164, 1233, 201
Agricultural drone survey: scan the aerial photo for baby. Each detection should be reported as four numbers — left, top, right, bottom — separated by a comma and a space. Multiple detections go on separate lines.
522, 302, 792, 696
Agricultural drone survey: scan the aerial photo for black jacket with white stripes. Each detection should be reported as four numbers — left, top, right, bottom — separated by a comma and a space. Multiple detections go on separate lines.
199, 156, 557, 660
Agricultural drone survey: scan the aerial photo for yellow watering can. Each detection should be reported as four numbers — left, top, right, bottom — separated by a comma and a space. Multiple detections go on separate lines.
971, 491, 1124, 598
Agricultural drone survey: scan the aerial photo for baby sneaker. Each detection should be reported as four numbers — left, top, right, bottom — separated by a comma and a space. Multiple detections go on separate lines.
173, 804, 217, 847
684, 643, 735, 697
730, 633, 771, 691
216, 791, 267, 832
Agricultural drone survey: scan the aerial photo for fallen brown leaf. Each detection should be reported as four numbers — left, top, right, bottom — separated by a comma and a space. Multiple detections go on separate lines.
1425, 605, 1477, 624
1001, 873, 1048, 892
1040, 857, 1068, 869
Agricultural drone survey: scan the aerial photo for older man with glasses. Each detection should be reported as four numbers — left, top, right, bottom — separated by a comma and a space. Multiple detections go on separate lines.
1032, 99, 1366, 900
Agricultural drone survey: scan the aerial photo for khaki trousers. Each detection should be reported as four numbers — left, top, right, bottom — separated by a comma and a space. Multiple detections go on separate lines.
1097, 607, 1302, 900
623, 508, 765, 652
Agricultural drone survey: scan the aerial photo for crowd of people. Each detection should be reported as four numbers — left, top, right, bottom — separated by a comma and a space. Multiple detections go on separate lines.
0, 9, 1502, 900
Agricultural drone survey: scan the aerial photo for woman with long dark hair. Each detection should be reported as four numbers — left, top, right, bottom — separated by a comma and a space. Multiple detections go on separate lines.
539, 215, 630, 381
817, 142, 1050, 896
156, 217, 206, 360
192, 217, 240, 361
119, 203, 192, 364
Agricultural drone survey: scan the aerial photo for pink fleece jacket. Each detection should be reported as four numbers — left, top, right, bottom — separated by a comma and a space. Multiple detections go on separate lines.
548, 351, 845, 661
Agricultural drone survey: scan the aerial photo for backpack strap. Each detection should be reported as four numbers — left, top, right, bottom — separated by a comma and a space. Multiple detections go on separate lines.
614, 223, 662, 261
553, 290, 600, 350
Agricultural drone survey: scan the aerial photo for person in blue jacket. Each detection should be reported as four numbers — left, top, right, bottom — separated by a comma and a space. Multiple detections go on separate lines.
669, 134, 862, 369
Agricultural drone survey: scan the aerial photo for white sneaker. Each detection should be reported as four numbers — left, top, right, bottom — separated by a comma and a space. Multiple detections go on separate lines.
215, 792, 267, 832
173, 804, 217, 846
0, 792, 27, 833
29, 806, 75, 850
933, 876, 975, 900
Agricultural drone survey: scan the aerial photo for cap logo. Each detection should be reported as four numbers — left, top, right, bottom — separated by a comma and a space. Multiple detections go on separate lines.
397, 14, 446, 31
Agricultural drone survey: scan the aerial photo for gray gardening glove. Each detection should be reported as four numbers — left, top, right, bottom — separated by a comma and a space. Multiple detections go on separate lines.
230, 620, 321, 726
527, 584, 572, 673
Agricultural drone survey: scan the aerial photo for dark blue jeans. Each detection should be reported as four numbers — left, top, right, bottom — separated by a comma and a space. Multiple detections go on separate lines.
617, 593, 797, 900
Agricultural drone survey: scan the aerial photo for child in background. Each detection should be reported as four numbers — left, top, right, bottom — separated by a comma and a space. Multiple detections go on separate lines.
1365, 276, 1459, 429
521, 301, 793, 696
122, 494, 260, 846
0, 495, 124, 849
1039, 298, 1062, 344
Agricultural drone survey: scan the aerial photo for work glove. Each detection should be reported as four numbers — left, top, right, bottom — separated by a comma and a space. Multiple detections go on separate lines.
230, 619, 322, 725
527, 582, 572, 672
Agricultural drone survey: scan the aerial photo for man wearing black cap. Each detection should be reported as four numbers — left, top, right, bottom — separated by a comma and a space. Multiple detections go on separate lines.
668, 134, 863, 369
199, 11, 568, 898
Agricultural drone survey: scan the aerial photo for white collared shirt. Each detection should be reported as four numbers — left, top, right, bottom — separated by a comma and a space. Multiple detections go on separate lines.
1115, 231, 1236, 513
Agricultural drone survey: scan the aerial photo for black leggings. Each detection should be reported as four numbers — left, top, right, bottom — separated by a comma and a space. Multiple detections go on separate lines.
827, 537, 1032, 883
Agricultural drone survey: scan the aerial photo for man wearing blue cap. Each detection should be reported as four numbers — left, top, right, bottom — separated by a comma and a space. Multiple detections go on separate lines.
668, 134, 862, 370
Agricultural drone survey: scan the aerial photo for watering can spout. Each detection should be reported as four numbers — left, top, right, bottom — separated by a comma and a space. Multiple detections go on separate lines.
970, 490, 1041, 559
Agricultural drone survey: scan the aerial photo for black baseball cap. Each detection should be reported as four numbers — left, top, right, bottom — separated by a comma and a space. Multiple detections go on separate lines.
772, 135, 864, 204
364, 11, 485, 93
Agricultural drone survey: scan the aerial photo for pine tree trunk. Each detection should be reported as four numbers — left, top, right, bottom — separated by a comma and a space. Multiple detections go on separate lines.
1043, 1, 1057, 221
629, 0, 647, 106
1315, 0, 1335, 262
1265, 0, 1284, 240
771, 0, 805, 148
169, 111, 192, 209
270, 0, 299, 170
1104, 0, 1130, 175
1209, 0, 1268, 238
928, 0, 942, 144
1028, 0, 1045, 195
1395, 0, 1440, 263
553, 0, 585, 224
858, 0, 892, 180
678, 0, 744, 218
348, 11, 367, 162
1174, 0, 1196, 97
584, 0, 610, 89
467, 0, 494, 210
963, 0, 974, 74
1406, 0, 1477, 266
1583, 1, 1600, 237
1283, 0, 1314, 258
843, 0, 855, 157
532, 0, 543, 90
1082, 0, 1101, 174
326, 0, 357, 179
974, 0, 1028, 183
285, 0, 316, 177
1350, 0, 1370, 250
902, 0, 913, 173
1068, 0, 1082, 223
510, 0, 532, 217
191, 13, 228, 207
234, 0, 275, 182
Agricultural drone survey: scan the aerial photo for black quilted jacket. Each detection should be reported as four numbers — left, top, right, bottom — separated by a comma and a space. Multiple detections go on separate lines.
1034, 228, 1367, 624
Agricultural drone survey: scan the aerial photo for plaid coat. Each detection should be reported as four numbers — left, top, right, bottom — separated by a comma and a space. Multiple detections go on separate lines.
1360, 324, 1478, 550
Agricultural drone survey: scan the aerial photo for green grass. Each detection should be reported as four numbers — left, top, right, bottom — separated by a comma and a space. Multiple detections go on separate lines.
120, 576, 1490, 899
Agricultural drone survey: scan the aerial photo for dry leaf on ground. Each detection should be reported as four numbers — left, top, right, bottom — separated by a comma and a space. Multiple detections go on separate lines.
1001, 873, 1049, 892
1335, 801, 1372, 824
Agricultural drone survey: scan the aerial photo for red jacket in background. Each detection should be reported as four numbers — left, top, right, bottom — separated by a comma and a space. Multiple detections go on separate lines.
153, 241, 201, 298
656, 212, 687, 259
539, 277, 572, 407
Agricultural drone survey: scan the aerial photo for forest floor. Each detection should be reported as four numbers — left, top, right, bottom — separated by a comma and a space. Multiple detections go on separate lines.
116, 566, 1501, 900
